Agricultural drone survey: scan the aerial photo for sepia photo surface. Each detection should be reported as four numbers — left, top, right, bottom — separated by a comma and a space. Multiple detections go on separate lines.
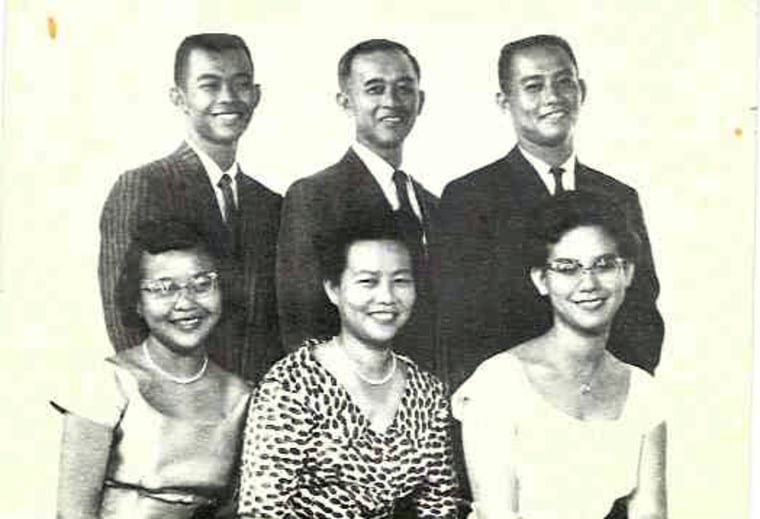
1, 0, 756, 517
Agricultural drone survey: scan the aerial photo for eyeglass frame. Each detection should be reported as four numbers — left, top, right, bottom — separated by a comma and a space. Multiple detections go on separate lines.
139, 271, 219, 300
543, 254, 627, 280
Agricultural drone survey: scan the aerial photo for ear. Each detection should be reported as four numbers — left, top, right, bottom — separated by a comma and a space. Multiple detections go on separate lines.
530, 266, 549, 296
323, 279, 340, 307
336, 91, 352, 113
417, 89, 425, 115
578, 78, 587, 104
169, 85, 188, 113
136, 299, 143, 317
495, 91, 510, 112
250, 83, 262, 111
622, 261, 635, 288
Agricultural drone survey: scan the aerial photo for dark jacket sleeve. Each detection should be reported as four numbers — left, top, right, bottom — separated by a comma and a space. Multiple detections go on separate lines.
276, 179, 333, 351
98, 170, 152, 350
609, 190, 664, 374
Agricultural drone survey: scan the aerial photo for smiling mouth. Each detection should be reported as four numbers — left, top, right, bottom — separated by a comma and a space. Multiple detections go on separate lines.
573, 298, 606, 310
170, 315, 205, 330
369, 311, 400, 323
378, 114, 407, 126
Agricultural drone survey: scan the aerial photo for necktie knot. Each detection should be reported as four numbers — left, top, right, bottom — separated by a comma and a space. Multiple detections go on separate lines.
550, 166, 565, 195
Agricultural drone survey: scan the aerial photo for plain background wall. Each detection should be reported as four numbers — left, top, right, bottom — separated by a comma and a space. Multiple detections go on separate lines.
1, 0, 756, 517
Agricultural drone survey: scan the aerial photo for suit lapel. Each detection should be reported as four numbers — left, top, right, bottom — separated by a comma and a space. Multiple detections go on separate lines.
170, 143, 234, 252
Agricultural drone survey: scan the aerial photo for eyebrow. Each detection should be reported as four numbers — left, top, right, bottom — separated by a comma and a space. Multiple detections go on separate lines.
195, 72, 252, 82
362, 75, 415, 87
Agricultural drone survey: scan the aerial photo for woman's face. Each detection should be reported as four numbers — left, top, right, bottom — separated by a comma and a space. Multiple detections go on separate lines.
137, 247, 221, 353
530, 225, 634, 335
324, 239, 416, 348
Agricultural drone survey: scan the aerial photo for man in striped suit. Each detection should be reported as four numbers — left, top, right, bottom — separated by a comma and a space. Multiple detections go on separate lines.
98, 33, 282, 382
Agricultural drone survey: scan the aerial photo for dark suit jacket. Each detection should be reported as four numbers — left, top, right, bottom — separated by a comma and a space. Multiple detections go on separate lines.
439, 146, 664, 388
277, 148, 443, 375
99, 143, 283, 383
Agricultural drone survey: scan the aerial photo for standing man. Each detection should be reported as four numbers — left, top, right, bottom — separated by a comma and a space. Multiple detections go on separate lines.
99, 33, 282, 382
439, 34, 663, 388
277, 39, 442, 375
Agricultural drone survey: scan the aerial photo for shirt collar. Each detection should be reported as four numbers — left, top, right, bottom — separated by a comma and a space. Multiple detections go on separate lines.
518, 146, 577, 192
186, 139, 239, 188
351, 141, 399, 203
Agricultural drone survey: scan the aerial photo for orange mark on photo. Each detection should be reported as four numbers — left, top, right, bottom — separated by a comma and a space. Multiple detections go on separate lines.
734, 127, 743, 138
47, 16, 57, 40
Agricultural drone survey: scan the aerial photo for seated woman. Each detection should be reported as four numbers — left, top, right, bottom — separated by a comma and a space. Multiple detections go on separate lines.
53, 220, 251, 519
238, 217, 459, 519
453, 192, 667, 519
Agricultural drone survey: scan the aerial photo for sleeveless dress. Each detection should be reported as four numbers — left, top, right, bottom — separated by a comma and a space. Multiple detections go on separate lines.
53, 352, 251, 519
452, 351, 665, 519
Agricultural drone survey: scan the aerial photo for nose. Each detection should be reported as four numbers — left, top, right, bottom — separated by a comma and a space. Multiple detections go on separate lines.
172, 287, 199, 309
575, 268, 601, 290
217, 81, 239, 102
381, 86, 402, 106
543, 82, 560, 104
374, 279, 396, 303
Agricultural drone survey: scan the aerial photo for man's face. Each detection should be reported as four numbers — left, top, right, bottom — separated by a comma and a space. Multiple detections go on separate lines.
172, 47, 260, 149
338, 50, 424, 155
498, 45, 586, 150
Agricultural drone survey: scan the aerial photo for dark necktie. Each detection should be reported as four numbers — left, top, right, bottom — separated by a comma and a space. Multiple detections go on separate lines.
218, 173, 237, 224
217, 173, 240, 252
392, 170, 424, 251
550, 166, 565, 195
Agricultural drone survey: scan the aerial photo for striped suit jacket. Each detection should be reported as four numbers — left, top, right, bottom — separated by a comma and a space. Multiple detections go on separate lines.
98, 142, 283, 382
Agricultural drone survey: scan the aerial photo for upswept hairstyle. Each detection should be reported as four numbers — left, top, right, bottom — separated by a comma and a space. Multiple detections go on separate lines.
497, 34, 578, 94
525, 191, 641, 268
174, 33, 252, 87
116, 218, 226, 336
337, 38, 421, 91
316, 212, 414, 287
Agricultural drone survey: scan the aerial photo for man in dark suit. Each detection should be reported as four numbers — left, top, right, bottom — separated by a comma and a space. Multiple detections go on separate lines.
99, 33, 282, 383
439, 34, 664, 389
277, 39, 442, 375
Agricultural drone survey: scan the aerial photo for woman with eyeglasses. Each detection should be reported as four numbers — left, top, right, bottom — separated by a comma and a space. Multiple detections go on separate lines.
53, 220, 250, 519
237, 216, 459, 519
453, 192, 667, 519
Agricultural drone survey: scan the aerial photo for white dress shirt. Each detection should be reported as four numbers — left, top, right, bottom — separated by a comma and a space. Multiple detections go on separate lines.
518, 146, 577, 195
187, 140, 240, 222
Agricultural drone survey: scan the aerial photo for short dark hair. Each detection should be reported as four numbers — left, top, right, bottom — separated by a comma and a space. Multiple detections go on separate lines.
116, 218, 226, 335
525, 191, 640, 268
317, 213, 414, 287
498, 34, 578, 94
174, 33, 252, 88
337, 39, 421, 91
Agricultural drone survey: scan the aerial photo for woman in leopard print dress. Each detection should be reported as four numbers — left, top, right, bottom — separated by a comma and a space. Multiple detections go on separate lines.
238, 217, 459, 519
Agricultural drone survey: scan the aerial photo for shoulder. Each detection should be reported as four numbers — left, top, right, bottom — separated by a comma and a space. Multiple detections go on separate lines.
399, 354, 446, 396
578, 162, 640, 200
104, 147, 195, 203
259, 342, 325, 391
286, 157, 355, 196
237, 172, 282, 202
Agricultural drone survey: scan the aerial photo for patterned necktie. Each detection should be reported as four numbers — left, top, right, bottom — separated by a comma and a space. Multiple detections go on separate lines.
392, 170, 424, 251
550, 166, 565, 195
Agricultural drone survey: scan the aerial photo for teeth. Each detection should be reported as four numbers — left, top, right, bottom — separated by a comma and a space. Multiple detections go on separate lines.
216, 113, 241, 121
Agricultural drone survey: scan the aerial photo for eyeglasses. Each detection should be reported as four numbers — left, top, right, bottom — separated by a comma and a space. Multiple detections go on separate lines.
140, 271, 219, 299
545, 255, 626, 281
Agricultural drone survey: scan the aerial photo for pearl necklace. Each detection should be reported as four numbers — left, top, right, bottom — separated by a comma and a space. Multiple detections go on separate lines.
142, 342, 208, 384
338, 339, 398, 386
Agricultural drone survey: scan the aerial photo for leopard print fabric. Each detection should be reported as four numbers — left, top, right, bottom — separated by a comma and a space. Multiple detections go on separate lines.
238, 341, 459, 518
